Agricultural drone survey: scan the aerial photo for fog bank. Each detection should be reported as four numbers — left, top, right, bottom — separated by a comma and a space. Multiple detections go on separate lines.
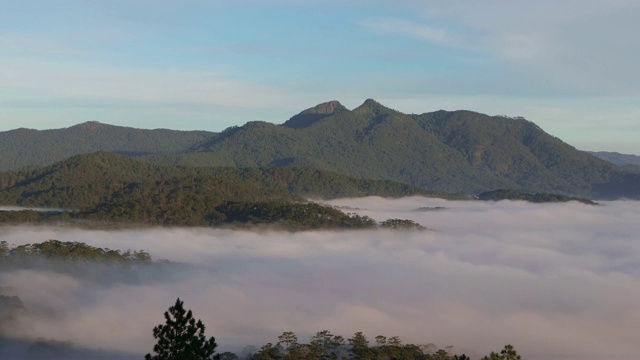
1, 198, 639, 359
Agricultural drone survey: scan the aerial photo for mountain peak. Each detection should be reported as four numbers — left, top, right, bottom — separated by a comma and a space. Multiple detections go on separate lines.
282, 100, 348, 129
362, 98, 382, 107
72, 121, 107, 131
354, 98, 398, 117
300, 100, 345, 115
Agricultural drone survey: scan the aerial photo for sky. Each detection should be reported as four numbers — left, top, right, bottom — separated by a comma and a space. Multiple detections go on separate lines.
1, 197, 639, 359
0, 0, 639, 154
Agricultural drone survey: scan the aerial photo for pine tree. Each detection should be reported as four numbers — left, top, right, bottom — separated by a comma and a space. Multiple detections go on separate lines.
480, 344, 522, 360
145, 298, 220, 360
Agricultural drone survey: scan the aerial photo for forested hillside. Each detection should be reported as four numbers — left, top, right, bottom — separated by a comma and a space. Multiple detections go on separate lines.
478, 189, 597, 204
0, 152, 440, 228
1, 100, 638, 199
146, 100, 637, 198
588, 151, 640, 173
0, 121, 214, 171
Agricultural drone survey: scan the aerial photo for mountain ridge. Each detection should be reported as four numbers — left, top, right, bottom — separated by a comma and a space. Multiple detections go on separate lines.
0, 121, 216, 171
0, 99, 638, 199
0, 152, 456, 227
173, 99, 629, 197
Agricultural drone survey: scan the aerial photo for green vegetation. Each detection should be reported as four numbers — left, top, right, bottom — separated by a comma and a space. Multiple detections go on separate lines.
478, 189, 597, 204
0, 121, 215, 172
235, 329, 521, 360
0, 151, 448, 210
144, 99, 636, 199
146, 298, 220, 360
379, 218, 427, 230
143, 306, 527, 360
480, 344, 522, 360
0, 152, 432, 229
215, 201, 377, 230
0, 100, 638, 199
2, 241, 527, 359
0, 210, 44, 224
414, 206, 446, 212
0, 294, 24, 317
0, 239, 153, 269
587, 151, 640, 172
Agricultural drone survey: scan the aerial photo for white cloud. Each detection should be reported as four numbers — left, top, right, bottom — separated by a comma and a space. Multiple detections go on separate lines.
1, 198, 639, 359
0, 34, 93, 57
0, 58, 292, 109
359, 18, 456, 46
362, 1, 640, 96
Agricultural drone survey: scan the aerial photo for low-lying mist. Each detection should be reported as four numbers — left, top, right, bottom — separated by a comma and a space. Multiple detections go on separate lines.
1, 197, 639, 360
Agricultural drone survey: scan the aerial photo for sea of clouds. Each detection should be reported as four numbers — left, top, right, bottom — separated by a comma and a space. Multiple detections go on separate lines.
1, 197, 639, 359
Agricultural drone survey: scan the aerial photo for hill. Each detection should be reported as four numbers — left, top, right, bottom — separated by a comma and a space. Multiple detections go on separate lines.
0, 152, 443, 228
148, 100, 637, 198
1, 100, 638, 199
0, 152, 450, 208
587, 151, 640, 173
0, 121, 215, 171
478, 189, 597, 204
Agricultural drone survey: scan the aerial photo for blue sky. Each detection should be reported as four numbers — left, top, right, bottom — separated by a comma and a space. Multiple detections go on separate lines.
1, 0, 639, 154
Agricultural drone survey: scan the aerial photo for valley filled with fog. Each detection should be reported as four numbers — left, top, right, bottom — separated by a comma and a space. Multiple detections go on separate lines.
1, 197, 639, 360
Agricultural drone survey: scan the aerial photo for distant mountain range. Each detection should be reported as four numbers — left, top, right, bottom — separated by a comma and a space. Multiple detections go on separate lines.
587, 151, 640, 173
0, 121, 214, 171
1, 99, 638, 199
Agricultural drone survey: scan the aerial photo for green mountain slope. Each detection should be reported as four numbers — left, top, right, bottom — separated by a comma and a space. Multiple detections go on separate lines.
147, 99, 634, 198
587, 151, 640, 166
0, 121, 215, 171
150, 100, 498, 192
587, 151, 640, 173
411, 110, 619, 194
1, 100, 637, 199
0, 152, 441, 227
0, 151, 446, 212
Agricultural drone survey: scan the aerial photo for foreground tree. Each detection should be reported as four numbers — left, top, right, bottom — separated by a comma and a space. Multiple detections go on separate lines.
145, 298, 220, 360
453, 355, 470, 360
277, 331, 298, 349
481, 344, 522, 360
348, 332, 373, 360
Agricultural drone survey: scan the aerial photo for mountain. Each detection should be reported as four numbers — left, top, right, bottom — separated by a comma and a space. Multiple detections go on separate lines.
0, 151, 447, 209
282, 100, 349, 128
0, 152, 442, 227
0, 121, 215, 171
1, 100, 638, 199
587, 151, 640, 173
147, 100, 636, 198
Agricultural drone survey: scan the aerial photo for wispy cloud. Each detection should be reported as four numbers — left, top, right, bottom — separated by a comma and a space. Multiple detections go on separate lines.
0, 34, 94, 57
359, 18, 456, 47
0, 58, 291, 108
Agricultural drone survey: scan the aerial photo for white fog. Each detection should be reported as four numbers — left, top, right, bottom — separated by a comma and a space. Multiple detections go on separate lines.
1, 197, 639, 360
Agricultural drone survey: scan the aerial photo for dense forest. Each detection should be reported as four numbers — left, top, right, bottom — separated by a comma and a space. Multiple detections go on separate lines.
0, 239, 172, 286
0, 100, 638, 199
477, 189, 597, 204
231, 331, 520, 360
587, 151, 640, 172
0, 151, 458, 208
0, 121, 215, 171
150, 99, 625, 197
0, 152, 448, 229
0, 239, 153, 268
0, 151, 607, 229
143, 297, 523, 359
